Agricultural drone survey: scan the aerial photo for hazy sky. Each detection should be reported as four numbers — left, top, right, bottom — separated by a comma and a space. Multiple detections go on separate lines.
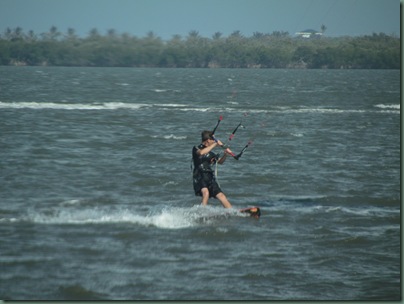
0, 0, 400, 39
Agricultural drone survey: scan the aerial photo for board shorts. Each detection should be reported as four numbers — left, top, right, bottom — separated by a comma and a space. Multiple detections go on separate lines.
193, 171, 223, 198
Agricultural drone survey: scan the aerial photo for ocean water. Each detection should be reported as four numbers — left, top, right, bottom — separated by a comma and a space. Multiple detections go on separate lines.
0, 67, 400, 300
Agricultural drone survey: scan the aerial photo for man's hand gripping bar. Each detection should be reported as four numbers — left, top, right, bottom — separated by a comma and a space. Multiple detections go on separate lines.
211, 135, 237, 158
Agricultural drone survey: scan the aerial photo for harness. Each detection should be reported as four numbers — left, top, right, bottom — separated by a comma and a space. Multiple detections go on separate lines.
192, 144, 218, 172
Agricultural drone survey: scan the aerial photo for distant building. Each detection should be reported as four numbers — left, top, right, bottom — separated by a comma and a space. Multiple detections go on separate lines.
295, 29, 323, 38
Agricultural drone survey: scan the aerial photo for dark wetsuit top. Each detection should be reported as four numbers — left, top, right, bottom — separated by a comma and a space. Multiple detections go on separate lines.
192, 144, 222, 198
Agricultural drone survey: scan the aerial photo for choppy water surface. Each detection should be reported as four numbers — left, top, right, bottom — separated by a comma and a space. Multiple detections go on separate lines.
0, 67, 400, 300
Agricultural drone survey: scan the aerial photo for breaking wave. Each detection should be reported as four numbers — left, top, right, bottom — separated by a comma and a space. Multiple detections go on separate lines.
0, 101, 399, 114
374, 104, 400, 110
0, 101, 150, 110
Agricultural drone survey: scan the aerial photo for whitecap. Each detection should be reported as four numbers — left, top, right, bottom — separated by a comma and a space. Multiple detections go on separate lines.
154, 103, 187, 108
151, 134, 187, 140
374, 104, 400, 110
178, 107, 212, 112
163, 134, 187, 140
0, 101, 150, 111
61, 199, 81, 206
291, 133, 304, 137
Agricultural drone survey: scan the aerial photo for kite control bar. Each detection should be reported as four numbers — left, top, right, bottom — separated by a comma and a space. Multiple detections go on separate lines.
234, 140, 252, 160
211, 115, 251, 160
211, 115, 223, 136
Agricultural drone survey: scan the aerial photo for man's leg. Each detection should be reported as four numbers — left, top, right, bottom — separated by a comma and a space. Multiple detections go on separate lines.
216, 192, 232, 208
200, 187, 210, 206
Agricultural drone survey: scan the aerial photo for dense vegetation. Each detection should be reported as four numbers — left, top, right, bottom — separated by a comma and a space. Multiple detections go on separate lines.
0, 27, 400, 69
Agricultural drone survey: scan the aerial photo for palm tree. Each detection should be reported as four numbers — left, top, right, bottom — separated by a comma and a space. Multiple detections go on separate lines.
49, 26, 61, 40
230, 30, 243, 38
66, 28, 77, 40
212, 32, 223, 40
188, 30, 199, 39
4, 27, 12, 40
146, 31, 156, 39
170, 34, 182, 42
107, 28, 117, 39
27, 30, 37, 41
253, 31, 265, 39
89, 28, 100, 40
13, 27, 24, 41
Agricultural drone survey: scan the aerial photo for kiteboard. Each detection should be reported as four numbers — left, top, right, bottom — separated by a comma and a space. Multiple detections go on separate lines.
239, 206, 261, 219
194, 206, 261, 224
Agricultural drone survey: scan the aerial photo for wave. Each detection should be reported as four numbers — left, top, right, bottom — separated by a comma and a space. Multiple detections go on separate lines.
324, 205, 400, 217
0, 101, 210, 112
152, 134, 187, 140
265, 197, 400, 218
266, 194, 328, 203
152, 89, 181, 93
0, 101, 150, 110
155, 103, 187, 108
0, 101, 399, 114
374, 104, 400, 110
5, 205, 245, 229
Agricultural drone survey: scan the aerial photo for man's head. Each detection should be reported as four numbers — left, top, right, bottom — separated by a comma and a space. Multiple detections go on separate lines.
201, 130, 214, 142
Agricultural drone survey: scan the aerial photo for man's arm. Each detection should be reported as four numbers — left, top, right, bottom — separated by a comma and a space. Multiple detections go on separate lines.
217, 152, 228, 164
196, 142, 218, 156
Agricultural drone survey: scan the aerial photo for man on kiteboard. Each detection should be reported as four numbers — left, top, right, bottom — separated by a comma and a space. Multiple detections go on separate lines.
192, 130, 233, 208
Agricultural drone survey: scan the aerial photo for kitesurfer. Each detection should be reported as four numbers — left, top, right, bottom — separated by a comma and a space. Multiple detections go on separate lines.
192, 130, 232, 208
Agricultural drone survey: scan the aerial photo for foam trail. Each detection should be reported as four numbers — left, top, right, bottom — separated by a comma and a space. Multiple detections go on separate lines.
21, 205, 240, 229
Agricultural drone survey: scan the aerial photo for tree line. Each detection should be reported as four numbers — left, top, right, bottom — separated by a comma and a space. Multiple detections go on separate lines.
0, 26, 400, 69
